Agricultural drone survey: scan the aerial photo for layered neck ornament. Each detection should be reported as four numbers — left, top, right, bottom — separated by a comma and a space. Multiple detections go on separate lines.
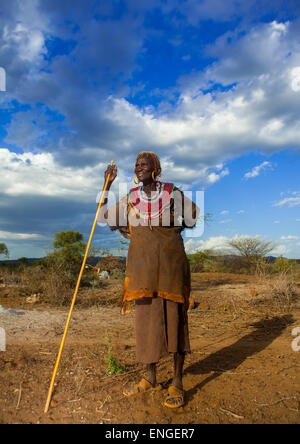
128, 182, 175, 224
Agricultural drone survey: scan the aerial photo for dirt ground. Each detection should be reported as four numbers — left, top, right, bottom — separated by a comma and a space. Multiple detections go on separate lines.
0, 272, 299, 424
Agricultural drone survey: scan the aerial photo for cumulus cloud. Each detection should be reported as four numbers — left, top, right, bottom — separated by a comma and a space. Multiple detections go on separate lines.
274, 192, 300, 207
1, 13, 300, 180
0, 148, 106, 201
184, 236, 232, 254
244, 161, 273, 179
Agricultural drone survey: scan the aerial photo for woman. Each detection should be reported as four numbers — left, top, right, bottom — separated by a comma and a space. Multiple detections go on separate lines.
98, 152, 199, 408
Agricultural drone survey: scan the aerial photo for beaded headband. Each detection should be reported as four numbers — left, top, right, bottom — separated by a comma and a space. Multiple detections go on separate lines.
150, 154, 158, 173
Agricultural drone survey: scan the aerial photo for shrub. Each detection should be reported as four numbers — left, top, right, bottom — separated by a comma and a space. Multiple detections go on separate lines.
273, 256, 297, 274
255, 259, 297, 311
104, 331, 127, 375
187, 251, 211, 272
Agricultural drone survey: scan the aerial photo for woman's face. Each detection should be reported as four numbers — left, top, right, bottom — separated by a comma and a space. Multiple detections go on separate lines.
135, 156, 153, 183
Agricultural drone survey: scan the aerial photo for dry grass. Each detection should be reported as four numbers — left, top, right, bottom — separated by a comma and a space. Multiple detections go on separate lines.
255, 262, 298, 311
18, 265, 74, 306
1, 258, 299, 314
0, 262, 124, 308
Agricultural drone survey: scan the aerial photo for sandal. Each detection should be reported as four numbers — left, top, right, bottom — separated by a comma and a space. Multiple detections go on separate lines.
164, 385, 185, 409
123, 377, 162, 397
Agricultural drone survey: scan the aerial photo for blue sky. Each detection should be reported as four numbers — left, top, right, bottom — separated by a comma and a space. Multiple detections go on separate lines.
0, 0, 300, 259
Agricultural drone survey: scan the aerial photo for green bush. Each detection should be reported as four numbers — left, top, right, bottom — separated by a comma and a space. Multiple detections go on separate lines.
273, 256, 297, 274
104, 331, 127, 375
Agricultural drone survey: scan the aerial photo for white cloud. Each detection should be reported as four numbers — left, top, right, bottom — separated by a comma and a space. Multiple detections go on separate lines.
1, 17, 300, 189
219, 219, 232, 224
0, 230, 46, 240
4, 23, 46, 62
274, 196, 300, 207
272, 244, 290, 256
0, 148, 107, 201
184, 236, 231, 254
280, 235, 299, 241
220, 210, 229, 215
244, 161, 273, 179
206, 168, 229, 184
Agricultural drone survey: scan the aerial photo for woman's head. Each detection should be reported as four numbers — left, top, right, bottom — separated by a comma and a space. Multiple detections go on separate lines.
135, 151, 161, 182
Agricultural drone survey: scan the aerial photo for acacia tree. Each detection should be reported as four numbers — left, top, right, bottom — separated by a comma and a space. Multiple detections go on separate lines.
227, 237, 274, 258
0, 243, 9, 258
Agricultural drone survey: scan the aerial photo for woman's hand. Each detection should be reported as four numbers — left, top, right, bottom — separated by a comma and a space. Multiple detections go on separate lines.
104, 163, 117, 187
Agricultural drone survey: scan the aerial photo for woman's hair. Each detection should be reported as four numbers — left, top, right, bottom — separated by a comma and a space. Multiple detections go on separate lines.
136, 151, 162, 176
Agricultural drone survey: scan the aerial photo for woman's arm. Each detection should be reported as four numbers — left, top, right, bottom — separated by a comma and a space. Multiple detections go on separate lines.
97, 163, 118, 223
97, 164, 131, 238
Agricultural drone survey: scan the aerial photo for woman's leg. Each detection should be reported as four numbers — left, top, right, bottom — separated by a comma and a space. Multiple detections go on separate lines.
145, 363, 157, 386
163, 352, 185, 408
172, 351, 185, 390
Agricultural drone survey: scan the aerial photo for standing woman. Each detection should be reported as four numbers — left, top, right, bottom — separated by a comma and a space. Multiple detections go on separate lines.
98, 152, 199, 408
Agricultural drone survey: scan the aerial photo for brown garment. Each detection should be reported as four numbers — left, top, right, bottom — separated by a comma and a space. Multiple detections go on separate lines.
135, 297, 190, 364
98, 185, 198, 360
99, 186, 198, 308
123, 225, 190, 307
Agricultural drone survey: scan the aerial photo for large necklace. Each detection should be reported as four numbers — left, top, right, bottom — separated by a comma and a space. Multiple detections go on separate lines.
128, 181, 175, 221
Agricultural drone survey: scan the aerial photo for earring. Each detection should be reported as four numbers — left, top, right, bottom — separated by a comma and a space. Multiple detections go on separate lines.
133, 174, 140, 184
152, 171, 158, 182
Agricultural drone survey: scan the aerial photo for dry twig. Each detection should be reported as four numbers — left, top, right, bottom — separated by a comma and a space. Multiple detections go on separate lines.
252, 396, 296, 408
219, 407, 244, 420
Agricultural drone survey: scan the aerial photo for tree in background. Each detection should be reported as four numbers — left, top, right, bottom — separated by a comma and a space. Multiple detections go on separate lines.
227, 237, 274, 258
0, 243, 9, 258
51, 230, 86, 266
227, 236, 275, 271
35, 230, 88, 302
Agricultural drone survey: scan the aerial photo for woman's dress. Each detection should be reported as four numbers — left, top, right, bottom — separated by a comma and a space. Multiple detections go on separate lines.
100, 182, 199, 364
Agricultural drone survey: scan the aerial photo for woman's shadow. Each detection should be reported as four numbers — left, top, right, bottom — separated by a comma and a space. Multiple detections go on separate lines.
184, 315, 294, 402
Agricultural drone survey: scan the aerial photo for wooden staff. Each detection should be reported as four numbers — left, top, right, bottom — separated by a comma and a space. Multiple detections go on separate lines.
44, 161, 114, 413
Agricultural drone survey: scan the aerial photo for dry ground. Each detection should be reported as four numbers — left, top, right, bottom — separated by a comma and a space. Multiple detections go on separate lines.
0, 272, 299, 424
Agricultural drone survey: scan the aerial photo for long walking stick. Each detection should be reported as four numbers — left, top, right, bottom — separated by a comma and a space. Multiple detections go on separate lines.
44, 161, 114, 414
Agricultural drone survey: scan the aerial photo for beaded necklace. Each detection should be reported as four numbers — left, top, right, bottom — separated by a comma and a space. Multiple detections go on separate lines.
128, 181, 175, 223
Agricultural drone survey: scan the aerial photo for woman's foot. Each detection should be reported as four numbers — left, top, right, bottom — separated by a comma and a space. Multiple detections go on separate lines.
123, 377, 161, 397
164, 385, 184, 408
